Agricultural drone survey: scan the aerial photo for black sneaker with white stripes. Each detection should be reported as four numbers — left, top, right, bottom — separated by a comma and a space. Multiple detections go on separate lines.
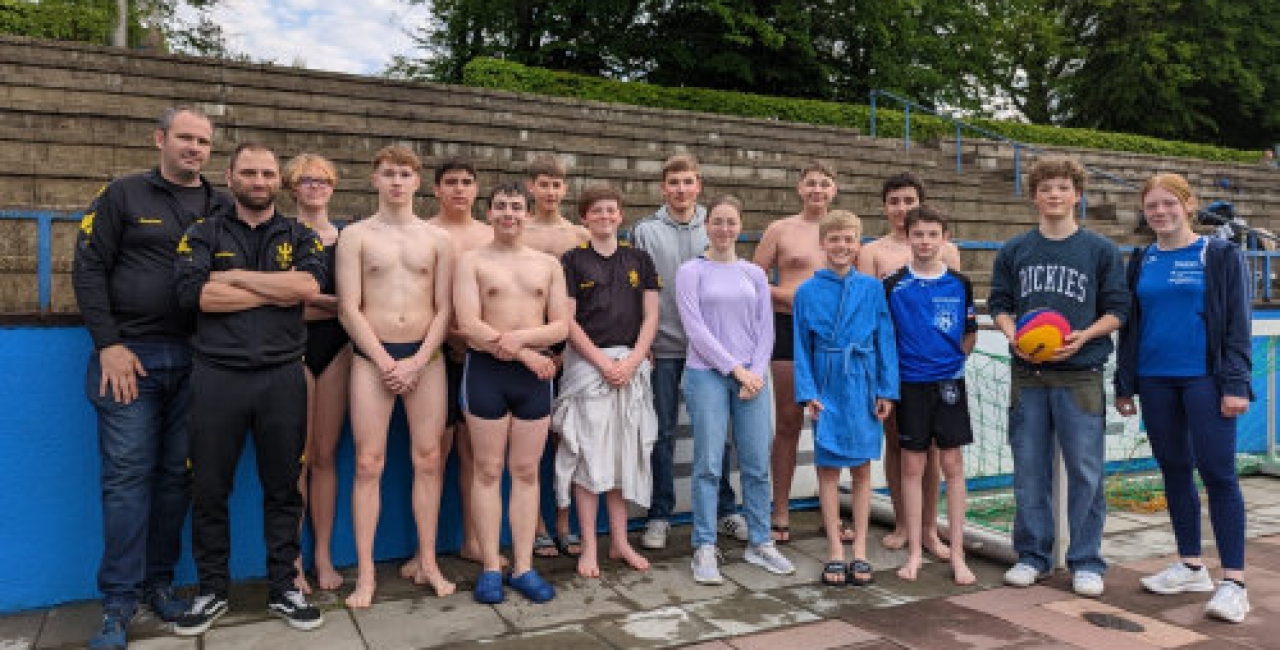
173, 593, 228, 637
268, 589, 324, 631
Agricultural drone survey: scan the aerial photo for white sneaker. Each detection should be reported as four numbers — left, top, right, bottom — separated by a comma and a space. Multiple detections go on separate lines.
691, 545, 724, 585
1072, 571, 1105, 598
744, 542, 796, 575
1205, 581, 1250, 623
717, 514, 749, 542
642, 519, 670, 550
1003, 563, 1048, 587
1140, 563, 1215, 595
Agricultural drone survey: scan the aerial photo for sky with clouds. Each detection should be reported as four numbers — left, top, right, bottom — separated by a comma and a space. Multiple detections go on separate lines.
195, 0, 433, 76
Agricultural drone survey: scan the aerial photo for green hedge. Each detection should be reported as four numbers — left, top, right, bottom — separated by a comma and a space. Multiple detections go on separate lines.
462, 57, 1257, 164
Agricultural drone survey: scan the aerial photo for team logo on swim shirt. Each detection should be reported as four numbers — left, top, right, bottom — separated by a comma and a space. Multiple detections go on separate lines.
176, 234, 192, 256
79, 212, 95, 237
276, 242, 293, 269
934, 306, 957, 332
629, 270, 639, 287
312, 238, 324, 254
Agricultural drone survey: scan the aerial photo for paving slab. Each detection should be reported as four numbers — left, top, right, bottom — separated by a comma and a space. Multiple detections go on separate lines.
868, 555, 1004, 602
789, 533, 912, 573
352, 595, 510, 649
1102, 514, 1155, 534
1148, 564, 1280, 650
724, 619, 877, 650
585, 605, 722, 648
492, 575, 632, 632
719, 547, 824, 592
454, 623, 607, 649
678, 641, 734, 650
127, 637, 197, 649
986, 599, 1167, 650
609, 562, 742, 610
1087, 566, 1220, 622
847, 597, 1049, 650
949, 585, 1076, 615
0, 610, 42, 650
203, 611, 362, 649
682, 592, 819, 637
1238, 478, 1280, 506
34, 602, 97, 648
768, 583, 907, 617
1041, 598, 1207, 648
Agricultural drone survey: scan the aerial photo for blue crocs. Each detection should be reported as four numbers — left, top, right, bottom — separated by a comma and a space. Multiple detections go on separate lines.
473, 570, 505, 604
507, 569, 555, 603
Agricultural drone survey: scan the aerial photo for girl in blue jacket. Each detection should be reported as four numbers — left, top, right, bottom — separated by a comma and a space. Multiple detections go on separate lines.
1114, 173, 1252, 623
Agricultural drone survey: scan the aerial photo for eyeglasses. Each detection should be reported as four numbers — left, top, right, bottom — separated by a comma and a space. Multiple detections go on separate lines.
297, 176, 333, 188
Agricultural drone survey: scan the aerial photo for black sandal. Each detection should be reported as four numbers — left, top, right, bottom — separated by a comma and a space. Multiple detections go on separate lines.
821, 561, 848, 586
555, 533, 582, 558
848, 559, 874, 586
770, 524, 791, 544
533, 534, 560, 558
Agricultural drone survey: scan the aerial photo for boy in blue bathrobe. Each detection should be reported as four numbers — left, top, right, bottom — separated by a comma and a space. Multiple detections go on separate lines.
793, 210, 899, 586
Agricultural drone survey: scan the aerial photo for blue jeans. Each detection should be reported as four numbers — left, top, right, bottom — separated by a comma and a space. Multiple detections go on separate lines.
1138, 375, 1246, 570
649, 357, 737, 522
1007, 368, 1107, 575
683, 368, 773, 547
87, 340, 193, 609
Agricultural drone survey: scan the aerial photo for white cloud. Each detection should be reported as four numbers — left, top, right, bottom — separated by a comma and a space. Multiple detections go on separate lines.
200, 0, 432, 75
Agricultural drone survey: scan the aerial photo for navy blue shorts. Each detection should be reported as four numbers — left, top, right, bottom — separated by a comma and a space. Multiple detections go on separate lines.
461, 350, 553, 421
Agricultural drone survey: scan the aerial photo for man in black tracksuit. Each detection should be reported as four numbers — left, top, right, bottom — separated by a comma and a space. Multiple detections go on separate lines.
172, 143, 326, 636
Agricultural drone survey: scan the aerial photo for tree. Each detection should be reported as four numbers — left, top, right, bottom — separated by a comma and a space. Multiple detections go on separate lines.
2, 0, 235, 58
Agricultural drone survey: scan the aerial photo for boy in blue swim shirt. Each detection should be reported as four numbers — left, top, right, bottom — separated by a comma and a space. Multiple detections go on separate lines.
793, 210, 898, 586
884, 205, 977, 585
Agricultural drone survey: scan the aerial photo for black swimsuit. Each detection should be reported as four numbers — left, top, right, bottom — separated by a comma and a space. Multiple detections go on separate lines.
303, 221, 349, 377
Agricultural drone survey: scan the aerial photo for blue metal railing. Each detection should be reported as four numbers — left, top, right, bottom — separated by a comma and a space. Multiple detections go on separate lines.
4, 211, 1279, 311
869, 89, 1139, 215
0, 210, 83, 312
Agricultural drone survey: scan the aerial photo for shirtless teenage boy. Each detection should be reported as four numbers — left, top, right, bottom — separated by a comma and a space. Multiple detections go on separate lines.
421, 158, 494, 569
337, 145, 455, 607
752, 161, 837, 545
856, 171, 960, 557
455, 184, 570, 604
522, 153, 588, 559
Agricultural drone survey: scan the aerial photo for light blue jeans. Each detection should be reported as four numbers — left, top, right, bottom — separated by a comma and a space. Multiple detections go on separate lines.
683, 368, 773, 547
1008, 367, 1108, 575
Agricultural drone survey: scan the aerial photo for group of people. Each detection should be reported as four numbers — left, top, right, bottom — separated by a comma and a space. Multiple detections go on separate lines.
73, 105, 1254, 650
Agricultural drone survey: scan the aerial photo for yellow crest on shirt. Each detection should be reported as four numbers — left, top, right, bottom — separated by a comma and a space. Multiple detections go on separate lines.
628, 269, 639, 288
276, 242, 293, 269
176, 234, 191, 256
79, 212, 95, 237
311, 238, 324, 254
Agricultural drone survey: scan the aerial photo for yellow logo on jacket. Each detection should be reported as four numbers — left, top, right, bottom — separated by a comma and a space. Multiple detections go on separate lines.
79, 212, 95, 237
628, 270, 639, 288
276, 242, 293, 269
176, 234, 191, 256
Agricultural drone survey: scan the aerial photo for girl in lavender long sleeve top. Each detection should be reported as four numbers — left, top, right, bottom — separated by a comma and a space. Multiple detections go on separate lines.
674, 195, 793, 583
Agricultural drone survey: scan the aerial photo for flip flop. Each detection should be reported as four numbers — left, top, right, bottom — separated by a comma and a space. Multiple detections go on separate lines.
821, 561, 848, 586
533, 534, 561, 558
556, 533, 582, 558
507, 569, 555, 603
770, 524, 791, 544
473, 570, 505, 604
848, 559, 874, 586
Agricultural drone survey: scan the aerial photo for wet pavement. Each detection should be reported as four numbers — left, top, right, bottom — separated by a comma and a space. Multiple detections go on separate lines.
6, 475, 1280, 649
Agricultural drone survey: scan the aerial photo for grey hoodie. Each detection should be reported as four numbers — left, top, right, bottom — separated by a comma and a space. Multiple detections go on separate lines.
630, 204, 709, 358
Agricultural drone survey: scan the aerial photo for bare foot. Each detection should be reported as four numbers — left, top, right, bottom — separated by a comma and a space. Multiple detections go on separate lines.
952, 560, 976, 586
923, 534, 952, 561
609, 544, 651, 571
345, 576, 376, 609
896, 555, 923, 581
399, 555, 421, 579
881, 529, 906, 550
293, 558, 312, 595
577, 553, 600, 578
459, 546, 510, 568
407, 560, 457, 597
315, 561, 344, 591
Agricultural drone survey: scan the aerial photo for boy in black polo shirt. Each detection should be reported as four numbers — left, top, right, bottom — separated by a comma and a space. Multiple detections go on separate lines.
553, 184, 661, 578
